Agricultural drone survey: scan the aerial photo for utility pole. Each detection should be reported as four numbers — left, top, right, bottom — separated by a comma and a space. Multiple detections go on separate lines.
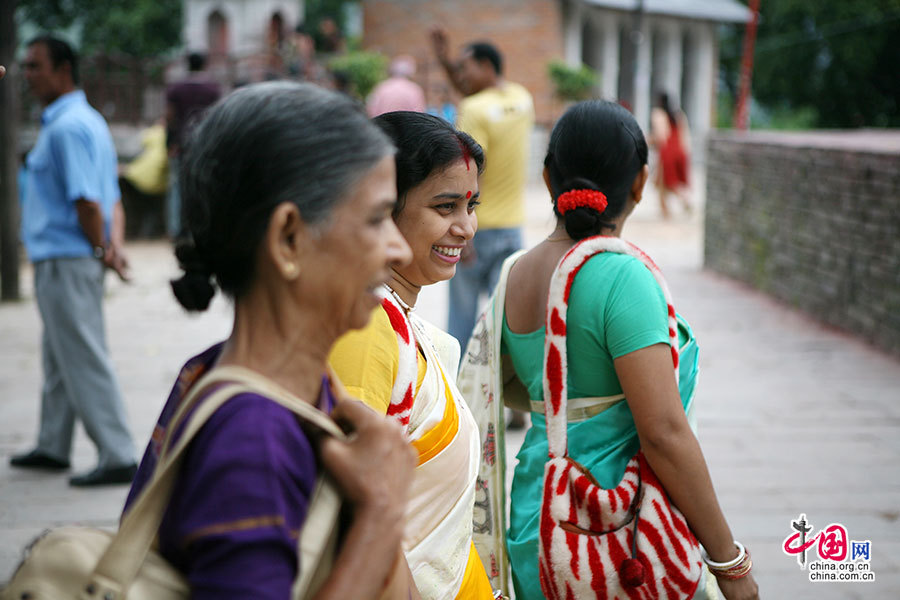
734, 0, 760, 130
0, 0, 21, 301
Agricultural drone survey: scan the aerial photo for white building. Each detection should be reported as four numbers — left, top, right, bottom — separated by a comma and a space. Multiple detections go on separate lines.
563, 0, 751, 158
182, 0, 305, 77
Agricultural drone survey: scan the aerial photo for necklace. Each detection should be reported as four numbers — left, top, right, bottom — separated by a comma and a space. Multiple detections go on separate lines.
384, 284, 416, 312
546, 233, 572, 242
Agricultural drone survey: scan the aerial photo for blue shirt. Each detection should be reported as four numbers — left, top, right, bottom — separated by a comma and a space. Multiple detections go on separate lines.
22, 90, 120, 262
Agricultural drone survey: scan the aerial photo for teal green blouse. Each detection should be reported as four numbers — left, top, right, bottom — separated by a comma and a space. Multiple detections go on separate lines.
502, 252, 677, 402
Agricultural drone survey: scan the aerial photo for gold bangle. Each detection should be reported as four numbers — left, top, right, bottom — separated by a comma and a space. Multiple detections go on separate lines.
709, 550, 753, 580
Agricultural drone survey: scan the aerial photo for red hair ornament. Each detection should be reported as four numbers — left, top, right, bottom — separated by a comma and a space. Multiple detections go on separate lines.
556, 189, 608, 215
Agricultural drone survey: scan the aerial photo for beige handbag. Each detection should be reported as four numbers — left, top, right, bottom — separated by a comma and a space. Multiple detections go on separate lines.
2, 366, 346, 600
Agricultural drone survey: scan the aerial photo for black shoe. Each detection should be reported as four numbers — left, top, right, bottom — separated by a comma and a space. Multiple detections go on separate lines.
69, 463, 138, 487
10, 449, 70, 471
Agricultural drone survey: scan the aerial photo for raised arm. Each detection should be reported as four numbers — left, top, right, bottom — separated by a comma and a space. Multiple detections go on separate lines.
428, 26, 466, 96
615, 344, 758, 600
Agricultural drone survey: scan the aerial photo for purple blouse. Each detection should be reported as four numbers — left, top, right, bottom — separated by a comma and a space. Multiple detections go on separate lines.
125, 343, 334, 599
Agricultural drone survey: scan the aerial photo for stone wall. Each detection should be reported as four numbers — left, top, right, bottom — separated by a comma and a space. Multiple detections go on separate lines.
704, 130, 900, 356
362, 0, 564, 126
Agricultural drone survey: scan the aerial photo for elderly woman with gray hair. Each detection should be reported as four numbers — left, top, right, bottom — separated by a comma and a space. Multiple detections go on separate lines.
123, 82, 420, 598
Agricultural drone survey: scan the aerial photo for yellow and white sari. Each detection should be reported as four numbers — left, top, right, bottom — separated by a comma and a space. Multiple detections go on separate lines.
328, 288, 494, 600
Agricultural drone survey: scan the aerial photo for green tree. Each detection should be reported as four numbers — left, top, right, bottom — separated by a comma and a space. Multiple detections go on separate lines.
720, 0, 900, 128
304, 0, 352, 30
329, 51, 387, 99
19, 0, 182, 57
547, 60, 598, 102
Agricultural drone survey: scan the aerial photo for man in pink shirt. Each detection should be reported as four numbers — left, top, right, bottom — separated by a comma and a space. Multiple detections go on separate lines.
367, 55, 426, 117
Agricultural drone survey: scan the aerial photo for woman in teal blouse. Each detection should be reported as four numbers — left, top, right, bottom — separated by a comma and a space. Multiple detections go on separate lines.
500, 101, 759, 600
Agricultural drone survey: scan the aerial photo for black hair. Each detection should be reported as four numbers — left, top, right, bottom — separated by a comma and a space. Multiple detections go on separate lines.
187, 52, 206, 72
466, 42, 503, 75
544, 100, 649, 240
27, 35, 79, 85
371, 111, 485, 216
331, 69, 352, 94
170, 81, 394, 311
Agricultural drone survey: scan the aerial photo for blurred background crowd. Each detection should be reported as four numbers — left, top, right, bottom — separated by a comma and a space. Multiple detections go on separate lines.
2, 0, 897, 256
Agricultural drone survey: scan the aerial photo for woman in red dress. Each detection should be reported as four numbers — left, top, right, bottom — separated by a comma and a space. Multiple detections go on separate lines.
650, 92, 693, 218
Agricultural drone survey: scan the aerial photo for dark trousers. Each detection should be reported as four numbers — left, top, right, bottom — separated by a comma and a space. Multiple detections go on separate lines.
119, 177, 165, 239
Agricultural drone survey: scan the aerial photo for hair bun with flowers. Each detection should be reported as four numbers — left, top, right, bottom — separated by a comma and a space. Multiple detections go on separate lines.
556, 189, 608, 216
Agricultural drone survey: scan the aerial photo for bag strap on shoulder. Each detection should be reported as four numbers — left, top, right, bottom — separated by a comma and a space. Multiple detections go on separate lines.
85, 366, 346, 599
542, 236, 678, 459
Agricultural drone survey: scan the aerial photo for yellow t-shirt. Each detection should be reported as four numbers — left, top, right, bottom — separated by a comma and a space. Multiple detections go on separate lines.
328, 306, 426, 414
457, 81, 534, 229
123, 124, 168, 195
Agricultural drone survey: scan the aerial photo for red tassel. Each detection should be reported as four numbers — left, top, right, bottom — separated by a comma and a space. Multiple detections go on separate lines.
619, 558, 645, 587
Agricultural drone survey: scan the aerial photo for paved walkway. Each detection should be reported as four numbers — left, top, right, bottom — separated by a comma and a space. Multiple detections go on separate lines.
1, 178, 898, 598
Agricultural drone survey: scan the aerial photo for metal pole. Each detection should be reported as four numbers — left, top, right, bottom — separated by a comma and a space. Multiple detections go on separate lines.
734, 0, 760, 130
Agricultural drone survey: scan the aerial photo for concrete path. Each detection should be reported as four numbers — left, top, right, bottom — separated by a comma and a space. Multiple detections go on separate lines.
1, 178, 898, 599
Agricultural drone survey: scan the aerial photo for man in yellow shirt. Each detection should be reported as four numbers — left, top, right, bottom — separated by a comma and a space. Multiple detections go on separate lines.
432, 31, 534, 349
119, 121, 168, 238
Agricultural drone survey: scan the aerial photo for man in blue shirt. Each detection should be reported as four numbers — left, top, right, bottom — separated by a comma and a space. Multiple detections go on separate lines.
10, 35, 137, 486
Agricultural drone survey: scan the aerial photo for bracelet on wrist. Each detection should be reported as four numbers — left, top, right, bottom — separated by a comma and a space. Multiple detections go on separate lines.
701, 541, 752, 580
713, 553, 753, 580
701, 541, 744, 568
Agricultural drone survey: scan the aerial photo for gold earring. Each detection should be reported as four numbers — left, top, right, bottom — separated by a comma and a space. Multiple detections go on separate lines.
284, 263, 299, 279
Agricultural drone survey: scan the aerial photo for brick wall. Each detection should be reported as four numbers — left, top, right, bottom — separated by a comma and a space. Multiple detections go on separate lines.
704, 130, 900, 356
362, 0, 564, 126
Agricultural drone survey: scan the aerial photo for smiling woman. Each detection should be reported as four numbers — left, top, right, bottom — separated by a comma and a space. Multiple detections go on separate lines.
328, 112, 496, 600
393, 158, 478, 289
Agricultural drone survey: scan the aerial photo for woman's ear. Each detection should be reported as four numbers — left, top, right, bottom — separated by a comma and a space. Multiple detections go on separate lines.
542, 166, 552, 196
630, 164, 650, 204
265, 202, 306, 281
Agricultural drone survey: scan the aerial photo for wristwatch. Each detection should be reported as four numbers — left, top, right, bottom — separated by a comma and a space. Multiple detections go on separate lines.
93, 245, 106, 259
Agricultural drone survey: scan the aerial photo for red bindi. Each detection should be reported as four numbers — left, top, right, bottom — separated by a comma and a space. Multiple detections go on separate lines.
466, 191, 472, 199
